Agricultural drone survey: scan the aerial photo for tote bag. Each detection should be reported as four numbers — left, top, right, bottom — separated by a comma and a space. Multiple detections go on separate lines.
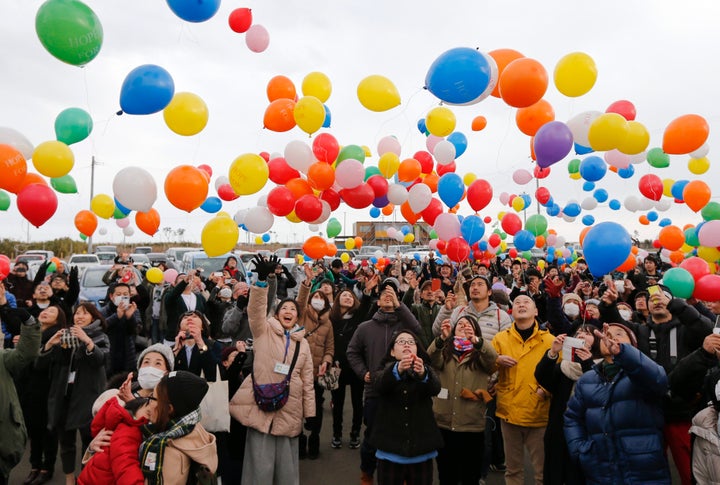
200, 365, 231, 433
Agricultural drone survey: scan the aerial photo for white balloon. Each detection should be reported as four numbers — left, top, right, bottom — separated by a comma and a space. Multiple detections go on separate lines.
377, 136, 401, 156
581, 197, 598, 210
624, 195, 640, 212
630, 151, 647, 164
566, 111, 602, 147
562, 214, 576, 223
269, 151, 282, 160
98, 227, 108, 236
284, 140, 313, 173
233, 208, 249, 226
244, 206, 274, 233
408, 183, 432, 212
335, 159, 364, 189
310, 200, 331, 225
512, 169, 533, 185
374, 250, 384, 259
433, 140, 456, 165
113, 167, 157, 213
387, 184, 408, 205
214, 175, 229, 191
0, 126, 34, 159
257, 195, 268, 207
308, 224, 319, 232
690, 142, 709, 159
123, 226, 135, 237
655, 199, 672, 211
638, 197, 655, 211
555, 236, 566, 247
433, 213, 461, 241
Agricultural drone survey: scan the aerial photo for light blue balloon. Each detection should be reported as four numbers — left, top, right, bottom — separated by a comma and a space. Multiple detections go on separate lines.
617, 165, 635, 179
582, 181, 595, 192
671, 180, 689, 201
547, 204, 560, 216
513, 230, 535, 251
401, 225, 411, 235
262, 233, 271, 243
166, 0, 221, 22
579, 156, 607, 182
581, 215, 595, 226
658, 218, 672, 227
460, 215, 485, 245
322, 104, 332, 128
120, 64, 175, 115
447, 132, 468, 158
425, 47, 492, 105
609, 199, 621, 210
437, 173, 464, 208
574, 143, 593, 155
646, 210, 658, 222
593, 188, 608, 203
200, 196, 222, 213
417, 118, 427, 134
369, 207, 380, 218
563, 203, 582, 217
582, 222, 632, 277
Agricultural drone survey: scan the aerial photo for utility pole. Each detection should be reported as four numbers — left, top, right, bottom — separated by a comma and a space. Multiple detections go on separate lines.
87, 155, 96, 254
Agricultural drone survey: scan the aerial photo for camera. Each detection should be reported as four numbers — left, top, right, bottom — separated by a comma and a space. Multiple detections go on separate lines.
61, 329, 81, 349
245, 338, 254, 350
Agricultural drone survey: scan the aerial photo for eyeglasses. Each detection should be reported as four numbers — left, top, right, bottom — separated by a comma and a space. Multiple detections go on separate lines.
395, 338, 416, 346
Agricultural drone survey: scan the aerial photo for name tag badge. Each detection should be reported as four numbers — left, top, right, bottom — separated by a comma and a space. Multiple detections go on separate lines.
67, 371, 76, 384
437, 388, 449, 399
274, 362, 291, 375
144, 451, 157, 471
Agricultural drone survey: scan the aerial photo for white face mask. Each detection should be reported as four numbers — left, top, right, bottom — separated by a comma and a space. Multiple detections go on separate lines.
137, 366, 165, 390
113, 296, 126, 306
310, 299, 325, 311
614, 280, 625, 293
619, 309, 632, 321
564, 303, 580, 318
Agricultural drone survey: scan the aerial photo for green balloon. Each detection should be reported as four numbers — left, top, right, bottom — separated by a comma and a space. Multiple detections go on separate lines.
429, 230, 438, 240
0, 190, 10, 211
55, 107, 93, 145
685, 227, 700, 247
364, 166, 381, 180
113, 206, 129, 219
521, 250, 533, 260
326, 218, 342, 238
567, 158, 581, 174
500, 232, 507, 240
35, 0, 103, 66
50, 174, 78, 194
337, 145, 365, 164
661, 267, 695, 299
646, 147, 670, 168
701, 201, 720, 221
525, 214, 548, 236
79, 233, 87, 241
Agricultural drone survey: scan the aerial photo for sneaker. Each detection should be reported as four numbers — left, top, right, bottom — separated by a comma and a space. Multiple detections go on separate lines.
349, 433, 361, 449
331, 436, 342, 449
489, 463, 506, 472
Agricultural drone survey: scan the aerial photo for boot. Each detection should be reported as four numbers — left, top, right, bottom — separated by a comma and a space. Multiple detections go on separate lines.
299, 433, 307, 460
308, 433, 320, 459
360, 471, 373, 485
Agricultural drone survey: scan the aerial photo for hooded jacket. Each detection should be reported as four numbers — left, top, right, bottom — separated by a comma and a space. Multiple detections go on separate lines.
297, 282, 335, 377
690, 406, 720, 484
159, 424, 218, 485
433, 300, 512, 344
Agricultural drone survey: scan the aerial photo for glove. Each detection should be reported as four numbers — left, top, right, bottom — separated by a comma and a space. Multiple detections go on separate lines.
252, 254, 279, 282
543, 276, 563, 298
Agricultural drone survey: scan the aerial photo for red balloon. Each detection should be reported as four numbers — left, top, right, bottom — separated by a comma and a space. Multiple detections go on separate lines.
340, 183, 374, 209
693, 274, 720, 301
488, 233, 501, 247
294, 194, 323, 222
473, 250, 483, 260
638, 174, 663, 201
217, 184, 239, 201
680, 256, 710, 282
421, 198, 443, 226
534, 165, 551, 179
436, 240, 447, 252
535, 186, 551, 205
436, 161, 456, 176
447, 237, 471, 262
413, 151, 434, 174
483, 216, 492, 224
267, 157, 300, 184
312, 133, 339, 163
501, 213, 522, 236
267, 186, 295, 216
0, 255, 10, 281
197, 164, 213, 178
366, 175, 389, 198
467, 179, 493, 212
508, 248, 518, 259
320, 189, 341, 211
228, 7, 252, 33
259, 151, 270, 162
606, 100, 636, 121
17, 183, 57, 227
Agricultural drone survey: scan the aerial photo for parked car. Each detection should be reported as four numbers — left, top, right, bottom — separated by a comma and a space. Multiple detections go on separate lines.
133, 246, 153, 254
358, 245, 384, 255
94, 245, 118, 255
166, 247, 202, 264
67, 254, 100, 276
180, 251, 248, 279
273, 247, 304, 259
78, 264, 142, 307
146, 252, 174, 268
95, 252, 117, 264
14, 253, 46, 266
24, 249, 54, 260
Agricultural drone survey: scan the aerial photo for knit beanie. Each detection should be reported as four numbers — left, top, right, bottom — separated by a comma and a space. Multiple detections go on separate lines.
137, 343, 175, 372
164, 371, 209, 418
607, 323, 638, 348
562, 293, 583, 306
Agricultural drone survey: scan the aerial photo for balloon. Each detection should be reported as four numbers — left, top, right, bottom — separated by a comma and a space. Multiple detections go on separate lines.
303, 236, 328, 260
302, 72, 332, 103
266, 75, 295, 103
420, 198, 443, 225
306, 162, 334, 191
680, 256, 710, 282
32, 141, 74, 178
0, 127, 34, 160
432, 141, 456, 166
662, 114, 709, 155
446, 237, 471, 262
525, 214, 548, 236
467, 179, 493, 212
658, 225, 685, 250
200, 196, 222, 214
434, 213, 461, 241
533, 121, 573, 168
683, 180, 711, 212
587, 113, 628, 151
688, 157, 710, 175
264, 98, 296, 132
293, 96, 325, 135
698, 220, 720, 247
284, 140, 313, 173
498, 58, 548, 108
637, 174, 664, 202
354, 237, 363, 249
120, 65, 175, 115
162, 268, 178, 284
693, 274, 720, 301
579, 156, 607, 182
267, 157, 300, 184
201, 215, 239, 257
567, 111, 602, 147
312, 133, 339, 163
286, 178, 313, 199
326, 218, 342, 238
471, 116, 488, 131
408, 184, 432, 213
266, 186, 294, 217
645, 147, 670, 169
164, 165, 208, 212
513, 230, 535, 251
55, 107, 93, 145
606, 100, 636, 121
553, 52, 597, 97
582, 222, 632, 277
163, 92, 208, 136
344, 238, 356, 250
425, 47, 494, 105
425, 107, 456, 137
135, 208, 160, 236
617, 121, 650, 155
229, 153, 269, 196
90, 194, 115, 219
142, 267, 162, 285
111, 166, 157, 213
116, 217, 130, 228
367, 175, 389, 198
701, 202, 720, 221
294, 194, 323, 222
437, 173, 464, 208
74, 210, 97, 237
340, 184, 375, 209
387, 184, 409, 205
245, 24, 270, 52
335, 159, 365, 189
0, 191, 9, 211
35, 0, 103, 66
516, 99, 555, 136
460, 215, 485, 245
512, 169, 533, 185
357, 75, 400, 112
377, 136, 401, 157
398, 158, 421, 182
166, 0, 220, 22
320, 189, 341, 211
228, 7, 253, 33
17, 184, 58, 227
337, 145, 365, 164
0, 144, 28, 194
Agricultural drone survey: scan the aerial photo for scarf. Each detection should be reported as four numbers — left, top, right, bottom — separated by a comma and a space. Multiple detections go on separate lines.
139, 409, 200, 485
600, 361, 621, 381
452, 337, 474, 355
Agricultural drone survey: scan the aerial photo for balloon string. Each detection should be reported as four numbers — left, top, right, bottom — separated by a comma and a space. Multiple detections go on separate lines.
374, 87, 429, 154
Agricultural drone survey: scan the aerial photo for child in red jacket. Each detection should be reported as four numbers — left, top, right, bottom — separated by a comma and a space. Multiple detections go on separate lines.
77, 397, 150, 485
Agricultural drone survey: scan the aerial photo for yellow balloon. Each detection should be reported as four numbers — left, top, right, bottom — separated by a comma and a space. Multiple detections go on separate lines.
617, 121, 650, 155
680, 243, 694, 252
91, 194, 115, 219
163, 92, 209, 136
146, 267, 164, 284
32, 140, 74, 178
340, 252, 350, 263
500, 241, 507, 251
497, 211, 506, 220
587, 113, 629, 151
301, 72, 332, 103
344, 238, 355, 250
404, 233, 415, 243
362, 145, 372, 157
425, 106, 456, 137
293, 96, 325, 135
463, 173, 477, 186
511, 196, 525, 212
569, 172, 582, 180
254, 236, 263, 244
662, 178, 675, 198
217, 211, 231, 218
357, 75, 401, 112
688, 156, 710, 175
286, 210, 301, 223
229, 153, 269, 195
697, 245, 720, 263
553, 52, 598, 97
378, 152, 400, 178
537, 259, 546, 269
201, 215, 239, 257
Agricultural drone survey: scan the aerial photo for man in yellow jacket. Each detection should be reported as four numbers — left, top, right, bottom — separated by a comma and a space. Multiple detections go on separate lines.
491, 294, 554, 485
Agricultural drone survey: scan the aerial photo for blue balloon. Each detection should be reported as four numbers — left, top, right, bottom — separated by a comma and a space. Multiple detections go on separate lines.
574, 143, 594, 155
417, 118, 427, 134
425, 47, 492, 105
582, 222, 632, 277
593, 188, 609, 203
447, 132, 468, 158
322, 104, 332, 128
579, 156, 607, 182
479, 241, 488, 251
437, 173, 464, 208
609, 199, 621, 210
369, 207, 380, 218
671, 180, 689, 201
414, 253, 421, 261
617, 165, 635, 179
239, 224, 247, 231
546, 251, 555, 263
200, 196, 222, 213
513, 230, 535, 251
114, 198, 131, 215
166, 0, 221, 22
581, 215, 595, 226
460, 215, 485, 245
547, 204, 560, 216
563, 203, 582, 217
556, 257, 566, 266
370, 257, 378, 264
261, 233, 271, 243
582, 181, 596, 192
521, 194, 532, 208
658, 218, 672, 227
646, 210, 658, 222
120, 64, 175, 115
401, 225, 411, 235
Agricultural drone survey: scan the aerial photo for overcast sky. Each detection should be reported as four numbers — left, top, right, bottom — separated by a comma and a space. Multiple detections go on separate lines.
2, 0, 720, 247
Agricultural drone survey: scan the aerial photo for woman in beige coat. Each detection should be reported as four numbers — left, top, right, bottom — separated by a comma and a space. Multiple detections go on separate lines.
230, 255, 315, 485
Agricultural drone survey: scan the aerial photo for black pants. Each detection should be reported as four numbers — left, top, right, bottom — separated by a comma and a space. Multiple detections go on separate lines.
59, 425, 92, 474
304, 383, 325, 436
481, 399, 505, 476
29, 426, 58, 471
331, 367, 364, 437
360, 397, 379, 475
437, 428, 485, 485
377, 458, 434, 485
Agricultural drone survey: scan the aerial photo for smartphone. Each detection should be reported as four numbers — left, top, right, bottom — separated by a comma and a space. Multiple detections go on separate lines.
603, 274, 612, 285
224, 279, 232, 284
120, 296, 130, 305
431, 278, 441, 292
647, 285, 660, 296
562, 337, 586, 362
213, 272, 223, 278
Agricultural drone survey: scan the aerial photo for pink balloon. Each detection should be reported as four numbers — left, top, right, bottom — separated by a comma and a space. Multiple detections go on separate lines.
245, 24, 269, 53
163, 268, 179, 284
116, 218, 130, 228
604, 149, 631, 169
335, 159, 365, 189
698, 220, 720, 248
499, 192, 510, 205
512, 169, 533, 185
433, 213, 461, 241
425, 135, 443, 153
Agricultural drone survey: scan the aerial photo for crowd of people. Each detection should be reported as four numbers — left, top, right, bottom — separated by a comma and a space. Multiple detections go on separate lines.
1, 247, 720, 484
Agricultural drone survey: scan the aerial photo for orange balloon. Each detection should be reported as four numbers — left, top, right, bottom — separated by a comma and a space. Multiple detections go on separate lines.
529, 136, 536, 161
381, 203, 394, 216
498, 58, 548, 108
616, 252, 637, 272
354, 236, 363, 249
326, 243, 338, 257
631, 245, 639, 254
658, 225, 685, 251
307, 162, 335, 191
516, 99, 555, 136
579, 226, 591, 246
136, 208, 161, 236
18, 172, 48, 192
662, 114, 709, 155
398, 158, 421, 182
74, 210, 97, 237
266, 75, 297, 102
423, 172, 439, 193
471, 116, 487, 131
303, 236, 328, 260
669, 250, 685, 264
683, 180, 711, 212
535, 235, 546, 248
286, 177, 314, 199
639, 215, 650, 225
0, 144, 28, 194
263, 98, 296, 132
488, 49, 525, 98
164, 165, 209, 212
401, 201, 419, 224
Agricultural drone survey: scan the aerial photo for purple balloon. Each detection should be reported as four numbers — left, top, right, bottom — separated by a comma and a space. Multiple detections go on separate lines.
534, 121, 574, 168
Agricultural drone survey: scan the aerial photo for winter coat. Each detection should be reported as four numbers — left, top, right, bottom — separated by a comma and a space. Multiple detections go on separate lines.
163, 280, 207, 341
433, 300, 512, 344
564, 344, 671, 484
669, 348, 719, 416
0, 314, 40, 478
346, 304, 422, 399
402, 287, 440, 348
368, 360, 443, 457
157, 424, 218, 485
101, 303, 140, 376
77, 398, 146, 485
330, 293, 372, 373
229, 285, 315, 437
297, 282, 334, 377
690, 406, 720, 485
427, 337, 497, 433
36, 319, 110, 431
491, 323, 554, 427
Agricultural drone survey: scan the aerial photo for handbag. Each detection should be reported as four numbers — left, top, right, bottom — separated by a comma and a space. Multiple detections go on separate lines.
252, 341, 300, 412
199, 365, 231, 433
318, 362, 341, 391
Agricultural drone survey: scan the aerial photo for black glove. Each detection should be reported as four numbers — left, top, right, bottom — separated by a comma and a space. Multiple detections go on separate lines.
252, 254, 279, 282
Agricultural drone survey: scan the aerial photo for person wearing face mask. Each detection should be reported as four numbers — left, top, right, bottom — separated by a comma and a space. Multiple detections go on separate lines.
544, 273, 585, 336
101, 282, 141, 377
